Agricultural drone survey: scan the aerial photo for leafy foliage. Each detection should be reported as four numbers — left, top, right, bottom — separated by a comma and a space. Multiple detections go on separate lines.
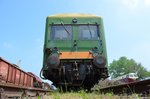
109, 56, 150, 79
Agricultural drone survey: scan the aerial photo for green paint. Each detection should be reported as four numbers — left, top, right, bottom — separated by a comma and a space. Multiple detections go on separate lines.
43, 14, 108, 68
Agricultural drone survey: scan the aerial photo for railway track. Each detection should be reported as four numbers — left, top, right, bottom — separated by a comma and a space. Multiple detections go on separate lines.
100, 79, 150, 95
0, 82, 50, 99
0, 57, 50, 99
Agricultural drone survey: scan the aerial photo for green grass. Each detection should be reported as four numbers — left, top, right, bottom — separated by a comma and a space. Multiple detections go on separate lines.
41, 91, 141, 99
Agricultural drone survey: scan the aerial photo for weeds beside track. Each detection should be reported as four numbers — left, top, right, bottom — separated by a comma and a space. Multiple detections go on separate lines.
43, 91, 143, 99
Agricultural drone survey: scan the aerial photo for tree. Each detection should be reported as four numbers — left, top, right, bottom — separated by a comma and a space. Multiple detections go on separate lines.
109, 56, 150, 79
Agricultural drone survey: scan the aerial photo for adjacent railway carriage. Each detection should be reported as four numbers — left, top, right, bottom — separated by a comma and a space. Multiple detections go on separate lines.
41, 14, 109, 89
0, 57, 50, 98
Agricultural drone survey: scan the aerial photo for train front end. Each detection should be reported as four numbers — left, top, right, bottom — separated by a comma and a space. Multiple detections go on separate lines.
41, 14, 109, 89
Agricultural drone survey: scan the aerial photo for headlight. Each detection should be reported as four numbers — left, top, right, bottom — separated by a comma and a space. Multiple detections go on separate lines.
47, 53, 60, 68
93, 55, 106, 68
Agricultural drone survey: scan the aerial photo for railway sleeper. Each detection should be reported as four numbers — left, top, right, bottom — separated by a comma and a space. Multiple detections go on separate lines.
0, 88, 48, 99
0, 90, 22, 99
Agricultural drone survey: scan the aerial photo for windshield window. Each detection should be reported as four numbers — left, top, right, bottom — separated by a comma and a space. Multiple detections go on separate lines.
51, 25, 72, 40
134, 74, 137, 77
79, 25, 98, 40
129, 74, 133, 77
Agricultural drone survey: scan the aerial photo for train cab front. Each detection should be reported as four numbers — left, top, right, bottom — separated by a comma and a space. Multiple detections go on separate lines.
41, 14, 109, 89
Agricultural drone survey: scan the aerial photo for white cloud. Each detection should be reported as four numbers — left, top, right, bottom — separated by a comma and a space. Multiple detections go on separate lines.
121, 0, 140, 10
120, 0, 150, 9
135, 43, 150, 57
131, 42, 150, 70
144, 0, 150, 7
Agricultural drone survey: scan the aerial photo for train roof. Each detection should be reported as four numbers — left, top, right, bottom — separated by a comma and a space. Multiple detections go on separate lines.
47, 14, 101, 18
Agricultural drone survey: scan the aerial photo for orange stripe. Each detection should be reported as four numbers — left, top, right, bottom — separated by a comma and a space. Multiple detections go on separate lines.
59, 52, 93, 59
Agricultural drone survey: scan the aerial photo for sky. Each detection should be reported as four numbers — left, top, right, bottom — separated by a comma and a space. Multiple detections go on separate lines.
0, 0, 150, 79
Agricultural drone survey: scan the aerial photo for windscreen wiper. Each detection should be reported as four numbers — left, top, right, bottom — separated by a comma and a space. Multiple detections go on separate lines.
61, 22, 70, 35
88, 24, 92, 38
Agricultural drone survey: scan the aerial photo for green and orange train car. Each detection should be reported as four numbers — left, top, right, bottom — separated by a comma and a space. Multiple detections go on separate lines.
40, 14, 109, 89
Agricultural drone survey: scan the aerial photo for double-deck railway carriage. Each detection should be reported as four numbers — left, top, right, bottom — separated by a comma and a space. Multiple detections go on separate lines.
41, 14, 109, 89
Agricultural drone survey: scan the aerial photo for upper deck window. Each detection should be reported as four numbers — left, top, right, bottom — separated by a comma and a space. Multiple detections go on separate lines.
51, 25, 72, 40
79, 25, 98, 40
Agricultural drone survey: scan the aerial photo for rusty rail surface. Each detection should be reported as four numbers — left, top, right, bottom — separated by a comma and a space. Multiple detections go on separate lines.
100, 79, 150, 95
